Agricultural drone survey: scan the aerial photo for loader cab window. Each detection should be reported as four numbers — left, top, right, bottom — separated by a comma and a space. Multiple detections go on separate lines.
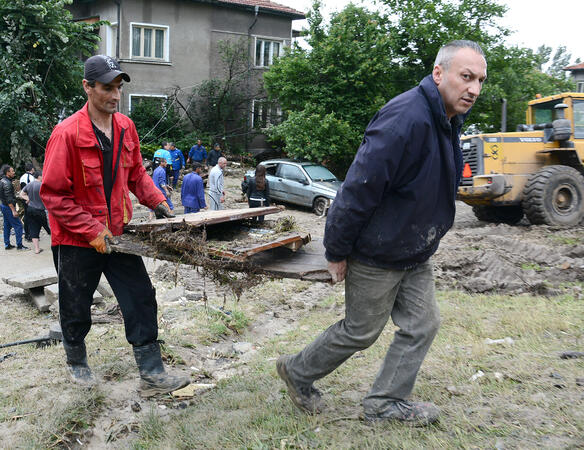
574, 100, 584, 139
532, 99, 563, 125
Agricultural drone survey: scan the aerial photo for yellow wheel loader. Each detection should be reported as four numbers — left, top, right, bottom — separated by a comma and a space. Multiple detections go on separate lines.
458, 93, 584, 225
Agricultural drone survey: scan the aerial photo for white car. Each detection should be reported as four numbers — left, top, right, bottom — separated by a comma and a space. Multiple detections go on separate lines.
242, 159, 341, 215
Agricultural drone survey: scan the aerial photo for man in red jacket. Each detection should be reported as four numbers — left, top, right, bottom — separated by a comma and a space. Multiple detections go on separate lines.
41, 55, 189, 396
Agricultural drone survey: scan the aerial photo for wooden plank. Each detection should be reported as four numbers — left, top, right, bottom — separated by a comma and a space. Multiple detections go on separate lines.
106, 234, 331, 282
125, 206, 283, 232
205, 233, 310, 262
3, 268, 57, 289
227, 233, 310, 257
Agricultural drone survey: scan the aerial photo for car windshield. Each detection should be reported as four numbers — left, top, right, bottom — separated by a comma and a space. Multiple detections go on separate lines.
303, 165, 337, 182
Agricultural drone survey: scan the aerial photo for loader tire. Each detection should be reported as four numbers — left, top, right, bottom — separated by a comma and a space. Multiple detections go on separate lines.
522, 165, 584, 226
472, 205, 524, 224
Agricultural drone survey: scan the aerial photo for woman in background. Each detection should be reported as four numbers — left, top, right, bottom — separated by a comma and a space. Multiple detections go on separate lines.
246, 164, 270, 222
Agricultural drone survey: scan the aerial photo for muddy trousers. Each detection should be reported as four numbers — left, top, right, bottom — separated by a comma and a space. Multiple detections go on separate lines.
286, 258, 440, 415
55, 245, 158, 347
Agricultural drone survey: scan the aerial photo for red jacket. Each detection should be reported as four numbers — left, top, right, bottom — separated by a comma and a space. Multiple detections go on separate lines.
41, 103, 165, 248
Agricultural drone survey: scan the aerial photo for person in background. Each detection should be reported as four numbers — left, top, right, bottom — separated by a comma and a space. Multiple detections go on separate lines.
181, 163, 207, 213
40, 54, 185, 396
276, 40, 487, 426
246, 164, 270, 222
208, 157, 227, 210
153, 141, 173, 183
150, 158, 174, 220
169, 142, 185, 189
206, 143, 222, 169
1, 164, 28, 250
19, 162, 36, 242
19, 171, 50, 254
187, 139, 207, 165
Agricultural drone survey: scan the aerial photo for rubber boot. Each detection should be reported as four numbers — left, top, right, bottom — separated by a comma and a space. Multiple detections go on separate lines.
133, 342, 190, 397
63, 341, 96, 386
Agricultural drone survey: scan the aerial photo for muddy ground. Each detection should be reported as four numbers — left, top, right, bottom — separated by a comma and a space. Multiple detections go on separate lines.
1, 165, 583, 447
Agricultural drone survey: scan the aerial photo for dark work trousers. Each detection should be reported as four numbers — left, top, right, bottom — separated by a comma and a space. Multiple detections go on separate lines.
55, 245, 158, 347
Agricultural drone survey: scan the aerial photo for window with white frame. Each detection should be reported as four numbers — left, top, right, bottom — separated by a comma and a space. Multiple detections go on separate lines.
131, 23, 169, 60
252, 100, 281, 129
105, 23, 118, 57
578, 81, 584, 93
129, 94, 168, 114
255, 38, 282, 67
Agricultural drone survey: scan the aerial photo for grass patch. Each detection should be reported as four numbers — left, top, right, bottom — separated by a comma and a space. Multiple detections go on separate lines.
126, 289, 584, 448
25, 390, 105, 448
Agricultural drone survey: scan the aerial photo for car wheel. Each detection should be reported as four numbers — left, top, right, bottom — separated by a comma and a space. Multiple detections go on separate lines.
313, 197, 328, 216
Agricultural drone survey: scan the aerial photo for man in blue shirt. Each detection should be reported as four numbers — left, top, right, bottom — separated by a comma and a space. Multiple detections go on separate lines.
181, 163, 207, 213
153, 142, 173, 184
188, 139, 207, 165
169, 142, 185, 189
150, 159, 174, 220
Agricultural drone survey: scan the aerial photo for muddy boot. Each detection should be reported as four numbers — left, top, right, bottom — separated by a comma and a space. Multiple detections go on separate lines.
277, 355, 324, 414
364, 400, 440, 426
133, 342, 190, 397
63, 341, 96, 386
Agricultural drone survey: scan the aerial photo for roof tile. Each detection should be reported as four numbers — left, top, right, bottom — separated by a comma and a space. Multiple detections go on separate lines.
217, 0, 305, 18
564, 62, 584, 71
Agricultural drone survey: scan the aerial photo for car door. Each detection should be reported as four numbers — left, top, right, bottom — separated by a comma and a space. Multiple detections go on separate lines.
267, 163, 285, 201
276, 163, 312, 206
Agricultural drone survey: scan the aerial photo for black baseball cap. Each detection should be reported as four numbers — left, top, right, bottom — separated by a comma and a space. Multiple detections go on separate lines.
84, 55, 130, 84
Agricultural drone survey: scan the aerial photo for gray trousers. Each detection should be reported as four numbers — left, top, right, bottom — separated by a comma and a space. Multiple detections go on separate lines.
209, 191, 222, 210
286, 258, 440, 414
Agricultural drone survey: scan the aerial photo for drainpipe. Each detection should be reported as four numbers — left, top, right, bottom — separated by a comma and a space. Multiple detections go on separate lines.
246, 5, 259, 154
114, 0, 121, 59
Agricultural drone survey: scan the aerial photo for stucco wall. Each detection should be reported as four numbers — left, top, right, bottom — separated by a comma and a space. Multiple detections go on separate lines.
69, 0, 296, 151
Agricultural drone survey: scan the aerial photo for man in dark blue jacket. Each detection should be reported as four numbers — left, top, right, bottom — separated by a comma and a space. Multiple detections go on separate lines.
277, 40, 487, 426
181, 163, 207, 213
169, 142, 185, 188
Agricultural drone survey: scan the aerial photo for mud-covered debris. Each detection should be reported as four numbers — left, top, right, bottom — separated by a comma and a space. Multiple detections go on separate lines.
559, 351, 584, 359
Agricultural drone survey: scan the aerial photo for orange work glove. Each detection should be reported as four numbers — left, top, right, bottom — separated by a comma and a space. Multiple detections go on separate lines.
89, 228, 114, 254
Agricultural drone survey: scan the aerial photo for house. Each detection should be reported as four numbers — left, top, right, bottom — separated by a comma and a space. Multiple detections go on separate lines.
68, 0, 305, 153
563, 62, 584, 92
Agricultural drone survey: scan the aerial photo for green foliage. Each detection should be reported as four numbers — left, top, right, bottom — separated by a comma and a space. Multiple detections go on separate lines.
265, 0, 577, 175
265, 3, 394, 173
130, 96, 185, 149
472, 45, 575, 132
268, 105, 358, 175
380, 0, 509, 96
0, 0, 101, 168
185, 38, 257, 154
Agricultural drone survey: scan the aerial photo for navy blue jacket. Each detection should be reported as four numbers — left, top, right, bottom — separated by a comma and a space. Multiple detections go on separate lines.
323, 75, 465, 270
181, 172, 206, 211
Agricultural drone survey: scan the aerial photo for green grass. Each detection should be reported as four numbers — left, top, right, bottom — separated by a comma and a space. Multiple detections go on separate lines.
24, 390, 106, 448
127, 290, 584, 448
2, 282, 583, 449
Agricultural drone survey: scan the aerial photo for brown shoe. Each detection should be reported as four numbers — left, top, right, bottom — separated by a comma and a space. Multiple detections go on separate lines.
276, 355, 323, 414
364, 400, 440, 426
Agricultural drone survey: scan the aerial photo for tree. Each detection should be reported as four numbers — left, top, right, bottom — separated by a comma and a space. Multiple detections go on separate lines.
265, 2, 394, 174
0, 0, 101, 167
265, 0, 576, 175
184, 38, 260, 153
129, 96, 185, 157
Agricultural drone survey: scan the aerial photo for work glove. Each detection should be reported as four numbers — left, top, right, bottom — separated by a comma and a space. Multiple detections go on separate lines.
89, 228, 114, 254
154, 201, 175, 219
